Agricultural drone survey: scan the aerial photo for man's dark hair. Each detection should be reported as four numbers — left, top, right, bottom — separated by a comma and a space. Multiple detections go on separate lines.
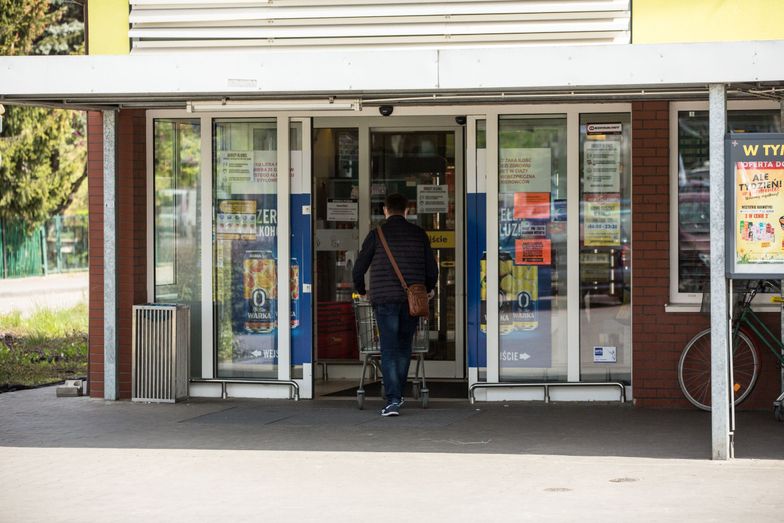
384, 193, 408, 215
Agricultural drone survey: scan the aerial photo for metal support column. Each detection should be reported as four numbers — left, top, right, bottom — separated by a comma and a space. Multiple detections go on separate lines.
709, 84, 731, 460
103, 110, 118, 400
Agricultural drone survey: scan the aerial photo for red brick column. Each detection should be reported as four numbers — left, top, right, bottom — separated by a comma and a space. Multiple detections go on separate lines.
632, 101, 781, 408
87, 109, 147, 399
87, 112, 104, 398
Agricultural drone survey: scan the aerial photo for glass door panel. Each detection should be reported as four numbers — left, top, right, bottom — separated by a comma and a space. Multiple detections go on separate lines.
214, 119, 279, 378
370, 130, 458, 363
313, 128, 360, 361
153, 119, 202, 376
497, 116, 568, 381
579, 114, 632, 383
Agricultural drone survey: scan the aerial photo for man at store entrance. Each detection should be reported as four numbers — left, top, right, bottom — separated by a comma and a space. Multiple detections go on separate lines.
353, 193, 438, 417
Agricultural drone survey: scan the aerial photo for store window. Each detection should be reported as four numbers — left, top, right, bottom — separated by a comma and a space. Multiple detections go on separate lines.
153, 119, 202, 376
496, 116, 568, 381
675, 109, 780, 300
214, 119, 279, 378
579, 114, 631, 384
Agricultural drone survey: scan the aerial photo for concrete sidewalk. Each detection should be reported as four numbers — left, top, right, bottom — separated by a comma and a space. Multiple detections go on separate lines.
1, 386, 783, 522
0, 271, 87, 315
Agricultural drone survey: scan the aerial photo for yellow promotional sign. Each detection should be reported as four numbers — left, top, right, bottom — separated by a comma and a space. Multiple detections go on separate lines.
427, 231, 455, 249
735, 162, 784, 265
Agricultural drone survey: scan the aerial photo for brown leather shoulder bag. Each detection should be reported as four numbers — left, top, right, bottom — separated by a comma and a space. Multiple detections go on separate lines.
376, 226, 429, 318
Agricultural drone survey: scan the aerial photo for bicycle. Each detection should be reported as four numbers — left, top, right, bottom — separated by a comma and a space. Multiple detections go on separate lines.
677, 279, 784, 419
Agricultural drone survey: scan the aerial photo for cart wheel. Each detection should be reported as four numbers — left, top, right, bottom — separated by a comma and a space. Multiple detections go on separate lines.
421, 391, 429, 409
357, 391, 365, 410
775, 405, 784, 422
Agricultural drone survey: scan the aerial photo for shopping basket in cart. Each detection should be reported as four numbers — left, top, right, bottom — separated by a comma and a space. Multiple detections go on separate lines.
352, 295, 430, 409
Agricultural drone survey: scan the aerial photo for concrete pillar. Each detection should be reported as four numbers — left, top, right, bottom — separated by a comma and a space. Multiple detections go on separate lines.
103, 110, 118, 401
709, 84, 731, 460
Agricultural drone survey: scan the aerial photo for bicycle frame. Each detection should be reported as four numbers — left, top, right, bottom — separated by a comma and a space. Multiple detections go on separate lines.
734, 302, 784, 367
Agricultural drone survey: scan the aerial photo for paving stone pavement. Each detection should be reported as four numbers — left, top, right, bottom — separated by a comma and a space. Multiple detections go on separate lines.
1, 386, 783, 522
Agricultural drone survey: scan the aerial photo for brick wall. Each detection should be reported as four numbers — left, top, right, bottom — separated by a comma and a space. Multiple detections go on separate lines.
87, 112, 104, 398
87, 109, 147, 399
631, 101, 781, 409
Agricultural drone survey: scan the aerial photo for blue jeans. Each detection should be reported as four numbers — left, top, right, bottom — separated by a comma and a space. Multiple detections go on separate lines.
374, 302, 418, 404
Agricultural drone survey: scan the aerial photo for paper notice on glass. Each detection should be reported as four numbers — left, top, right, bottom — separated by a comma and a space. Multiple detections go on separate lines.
584, 193, 621, 246
248, 150, 277, 195
584, 141, 620, 193
515, 238, 552, 265
417, 185, 449, 213
513, 192, 550, 220
327, 199, 358, 222
499, 148, 551, 193
217, 151, 253, 197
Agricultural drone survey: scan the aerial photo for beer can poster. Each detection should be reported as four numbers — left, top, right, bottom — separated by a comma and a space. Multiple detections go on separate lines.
728, 134, 784, 277
495, 212, 552, 367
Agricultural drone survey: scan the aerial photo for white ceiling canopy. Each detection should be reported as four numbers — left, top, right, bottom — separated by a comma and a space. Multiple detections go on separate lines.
0, 41, 783, 109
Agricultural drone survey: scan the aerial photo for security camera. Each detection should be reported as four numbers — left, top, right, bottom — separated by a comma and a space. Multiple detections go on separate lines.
378, 105, 394, 117
455, 116, 466, 125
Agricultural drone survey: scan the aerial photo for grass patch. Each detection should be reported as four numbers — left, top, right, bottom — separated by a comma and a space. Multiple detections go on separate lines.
0, 303, 88, 389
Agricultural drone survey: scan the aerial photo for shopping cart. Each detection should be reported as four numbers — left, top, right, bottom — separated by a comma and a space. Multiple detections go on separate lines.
352, 294, 430, 409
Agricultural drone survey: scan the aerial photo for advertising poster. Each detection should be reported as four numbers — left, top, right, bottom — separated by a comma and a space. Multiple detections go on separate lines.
734, 161, 784, 266
216, 200, 257, 240
495, 191, 553, 368
726, 134, 784, 277
584, 141, 620, 193
499, 148, 551, 193
228, 192, 280, 368
584, 193, 621, 246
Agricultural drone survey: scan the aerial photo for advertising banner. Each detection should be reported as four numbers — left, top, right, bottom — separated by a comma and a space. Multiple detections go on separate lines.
727, 133, 784, 277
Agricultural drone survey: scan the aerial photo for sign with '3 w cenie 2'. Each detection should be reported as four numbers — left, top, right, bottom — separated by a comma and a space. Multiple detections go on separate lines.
726, 133, 784, 278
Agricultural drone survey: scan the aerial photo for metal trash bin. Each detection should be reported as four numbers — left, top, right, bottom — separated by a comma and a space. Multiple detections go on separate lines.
131, 304, 190, 403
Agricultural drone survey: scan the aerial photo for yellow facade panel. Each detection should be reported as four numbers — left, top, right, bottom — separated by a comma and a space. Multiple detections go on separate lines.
88, 0, 130, 55
633, 0, 784, 44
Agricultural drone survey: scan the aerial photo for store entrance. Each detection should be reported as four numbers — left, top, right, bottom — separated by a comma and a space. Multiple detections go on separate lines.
312, 118, 465, 397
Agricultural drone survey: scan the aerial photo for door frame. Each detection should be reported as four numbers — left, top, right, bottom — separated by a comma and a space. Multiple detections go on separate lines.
146, 103, 633, 400
313, 116, 466, 379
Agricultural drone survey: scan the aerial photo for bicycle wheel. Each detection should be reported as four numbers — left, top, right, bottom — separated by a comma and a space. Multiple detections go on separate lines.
677, 328, 760, 411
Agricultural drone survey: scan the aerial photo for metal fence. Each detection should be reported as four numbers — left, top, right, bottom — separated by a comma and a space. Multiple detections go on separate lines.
0, 215, 88, 278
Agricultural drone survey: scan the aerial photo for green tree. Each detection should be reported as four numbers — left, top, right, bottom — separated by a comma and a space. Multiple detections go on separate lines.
0, 0, 86, 231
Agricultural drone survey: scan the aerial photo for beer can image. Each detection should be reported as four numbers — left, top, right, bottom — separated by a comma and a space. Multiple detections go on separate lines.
243, 250, 277, 333
290, 257, 300, 329
512, 265, 539, 331
498, 251, 515, 335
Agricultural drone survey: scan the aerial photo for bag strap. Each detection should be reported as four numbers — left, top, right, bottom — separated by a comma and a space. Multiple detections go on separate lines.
376, 226, 409, 291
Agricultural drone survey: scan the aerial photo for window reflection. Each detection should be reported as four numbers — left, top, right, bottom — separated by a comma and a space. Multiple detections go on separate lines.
677, 110, 781, 293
